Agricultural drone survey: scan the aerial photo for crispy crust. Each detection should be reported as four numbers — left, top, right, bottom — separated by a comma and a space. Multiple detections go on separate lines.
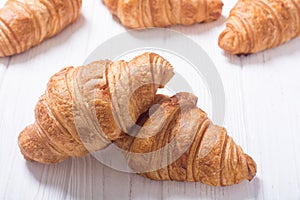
103, 0, 223, 28
218, 0, 300, 54
0, 0, 82, 57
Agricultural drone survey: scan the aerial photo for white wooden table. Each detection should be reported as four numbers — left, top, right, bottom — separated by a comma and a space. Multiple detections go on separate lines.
1, 0, 300, 199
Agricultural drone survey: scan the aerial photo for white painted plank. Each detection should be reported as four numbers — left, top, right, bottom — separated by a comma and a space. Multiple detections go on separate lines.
240, 37, 300, 200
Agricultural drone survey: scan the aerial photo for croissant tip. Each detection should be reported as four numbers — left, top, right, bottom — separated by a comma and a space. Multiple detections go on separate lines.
218, 28, 239, 54
18, 126, 35, 162
102, 0, 118, 15
246, 154, 257, 181
18, 125, 67, 164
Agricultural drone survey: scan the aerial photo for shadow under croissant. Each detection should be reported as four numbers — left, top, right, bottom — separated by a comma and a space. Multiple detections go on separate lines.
0, 15, 86, 65
26, 156, 260, 200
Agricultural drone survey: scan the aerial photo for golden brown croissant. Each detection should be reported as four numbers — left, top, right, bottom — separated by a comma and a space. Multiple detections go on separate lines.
115, 93, 256, 186
18, 52, 174, 164
0, 0, 82, 57
103, 0, 223, 28
218, 0, 300, 54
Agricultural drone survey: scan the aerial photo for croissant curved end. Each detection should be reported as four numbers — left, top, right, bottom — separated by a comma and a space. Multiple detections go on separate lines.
218, 28, 240, 54
246, 154, 257, 181
18, 128, 34, 162
102, 0, 118, 15
206, 0, 224, 22
18, 125, 67, 164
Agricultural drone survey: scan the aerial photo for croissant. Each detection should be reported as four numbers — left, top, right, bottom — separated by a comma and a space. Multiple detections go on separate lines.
115, 93, 256, 186
218, 0, 300, 54
103, 0, 223, 28
18, 52, 174, 164
0, 0, 82, 57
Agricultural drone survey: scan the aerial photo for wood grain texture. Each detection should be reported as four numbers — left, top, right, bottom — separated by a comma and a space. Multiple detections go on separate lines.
0, 0, 300, 199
